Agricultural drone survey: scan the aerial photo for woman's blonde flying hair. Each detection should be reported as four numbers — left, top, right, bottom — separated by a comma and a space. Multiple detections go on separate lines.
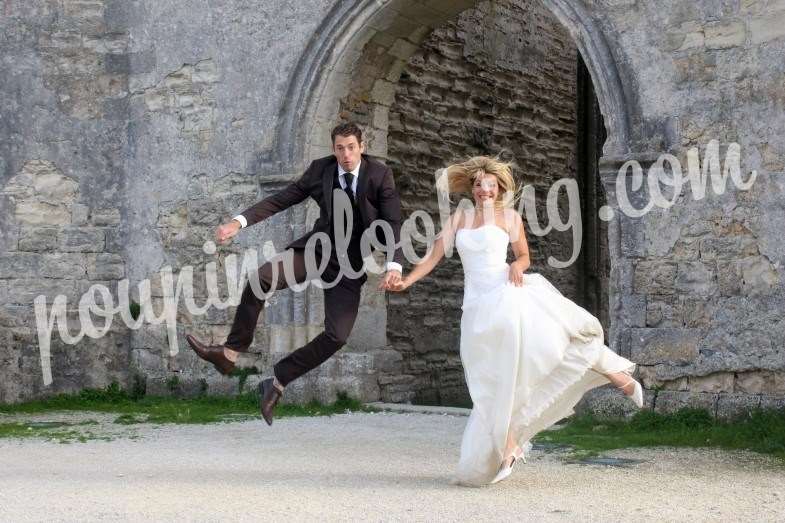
440, 154, 523, 210
431, 154, 526, 247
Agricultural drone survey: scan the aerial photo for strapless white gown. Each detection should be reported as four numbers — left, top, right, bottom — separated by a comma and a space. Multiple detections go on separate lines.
452, 224, 636, 486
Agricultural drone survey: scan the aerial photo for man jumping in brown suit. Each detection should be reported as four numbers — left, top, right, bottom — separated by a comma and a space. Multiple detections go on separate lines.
186, 122, 404, 425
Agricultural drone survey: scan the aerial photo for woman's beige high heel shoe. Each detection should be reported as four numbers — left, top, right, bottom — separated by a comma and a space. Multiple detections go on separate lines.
617, 372, 644, 408
490, 446, 525, 484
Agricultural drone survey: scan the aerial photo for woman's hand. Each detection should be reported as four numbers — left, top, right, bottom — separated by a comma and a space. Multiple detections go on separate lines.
509, 260, 527, 287
385, 277, 412, 292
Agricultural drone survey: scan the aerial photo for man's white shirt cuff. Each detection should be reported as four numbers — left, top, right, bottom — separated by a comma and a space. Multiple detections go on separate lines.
386, 261, 403, 273
232, 214, 247, 228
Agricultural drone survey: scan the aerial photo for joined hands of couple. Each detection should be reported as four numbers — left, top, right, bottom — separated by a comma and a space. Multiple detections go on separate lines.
379, 272, 408, 292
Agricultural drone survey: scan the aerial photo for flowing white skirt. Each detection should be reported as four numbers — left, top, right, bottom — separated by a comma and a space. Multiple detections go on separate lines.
453, 270, 635, 487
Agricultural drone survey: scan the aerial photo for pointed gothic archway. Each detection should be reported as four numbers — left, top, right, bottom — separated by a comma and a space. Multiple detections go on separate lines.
262, 0, 641, 404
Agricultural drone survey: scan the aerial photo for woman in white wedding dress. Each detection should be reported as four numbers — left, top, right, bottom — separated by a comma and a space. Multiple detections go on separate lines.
386, 156, 643, 487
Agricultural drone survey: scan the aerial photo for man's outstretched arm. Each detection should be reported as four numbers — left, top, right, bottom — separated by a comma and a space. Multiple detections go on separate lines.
233, 161, 315, 229
215, 161, 315, 244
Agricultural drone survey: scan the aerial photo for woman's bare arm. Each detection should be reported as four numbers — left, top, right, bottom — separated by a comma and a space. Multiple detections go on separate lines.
508, 211, 530, 286
395, 209, 464, 289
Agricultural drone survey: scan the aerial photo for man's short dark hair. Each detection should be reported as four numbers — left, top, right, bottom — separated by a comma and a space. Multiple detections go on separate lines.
331, 122, 363, 144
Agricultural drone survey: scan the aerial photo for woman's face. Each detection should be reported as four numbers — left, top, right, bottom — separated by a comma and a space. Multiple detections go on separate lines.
472, 172, 499, 207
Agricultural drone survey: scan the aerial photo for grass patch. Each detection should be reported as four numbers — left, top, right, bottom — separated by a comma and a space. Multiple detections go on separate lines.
0, 420, 108, 444
534, 407, 785, 463
0, 382, 372, 426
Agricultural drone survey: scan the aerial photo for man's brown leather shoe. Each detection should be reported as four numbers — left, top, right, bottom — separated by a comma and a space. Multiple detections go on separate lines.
186, 334, 236, 375
259, 377, 282, 426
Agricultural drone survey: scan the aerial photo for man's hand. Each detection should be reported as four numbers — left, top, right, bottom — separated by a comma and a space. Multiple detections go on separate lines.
215, 220, 241, 245
378, 269, 403, 291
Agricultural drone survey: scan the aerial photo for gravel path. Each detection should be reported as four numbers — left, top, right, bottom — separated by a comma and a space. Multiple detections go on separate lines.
0, 411, 783, 522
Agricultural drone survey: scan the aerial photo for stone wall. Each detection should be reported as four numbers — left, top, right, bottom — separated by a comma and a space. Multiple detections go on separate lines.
0, 0, 336, 402
2, 0, 785, 418
587, 0, 785, 419
0, 1, 131, 403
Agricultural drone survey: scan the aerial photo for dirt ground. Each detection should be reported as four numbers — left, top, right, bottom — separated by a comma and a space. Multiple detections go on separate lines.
0, 410, 783, 522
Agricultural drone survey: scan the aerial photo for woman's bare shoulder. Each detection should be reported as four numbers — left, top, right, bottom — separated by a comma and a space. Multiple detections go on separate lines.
502, 207, 523, 223
501, 208, 524, 236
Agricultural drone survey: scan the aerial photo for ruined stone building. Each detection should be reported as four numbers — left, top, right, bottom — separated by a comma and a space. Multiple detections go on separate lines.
1, 1, 783, 418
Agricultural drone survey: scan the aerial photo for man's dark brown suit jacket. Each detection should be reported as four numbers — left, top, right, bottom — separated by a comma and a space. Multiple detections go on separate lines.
237, 154, 405, 269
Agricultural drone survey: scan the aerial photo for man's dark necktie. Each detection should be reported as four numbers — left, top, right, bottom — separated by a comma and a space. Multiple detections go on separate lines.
343, 171, 356, 206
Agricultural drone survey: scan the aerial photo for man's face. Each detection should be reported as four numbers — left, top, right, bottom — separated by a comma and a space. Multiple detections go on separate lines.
333, 134, 365, 172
